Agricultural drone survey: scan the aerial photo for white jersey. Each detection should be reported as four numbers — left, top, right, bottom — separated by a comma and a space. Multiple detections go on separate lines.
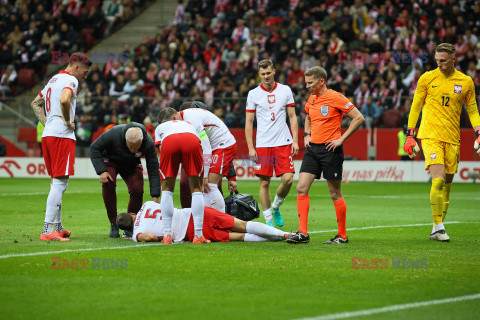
132, 201, 191, 242
246, 82, 295, 147
40, 71, 78, 140
181, 108, 236, 150
154, 120, 199, 146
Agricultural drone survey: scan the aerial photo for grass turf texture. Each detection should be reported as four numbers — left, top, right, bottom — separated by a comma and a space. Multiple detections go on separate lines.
0, 178, 479, 320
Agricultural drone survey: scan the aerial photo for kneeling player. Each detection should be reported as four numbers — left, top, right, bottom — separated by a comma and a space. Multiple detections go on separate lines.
116, 201, 290, 243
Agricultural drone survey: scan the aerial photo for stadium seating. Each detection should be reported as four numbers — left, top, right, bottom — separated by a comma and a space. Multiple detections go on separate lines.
382, 110, 402, 128
17, 69, 36, 88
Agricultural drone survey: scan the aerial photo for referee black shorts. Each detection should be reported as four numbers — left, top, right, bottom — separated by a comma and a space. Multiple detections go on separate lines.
299, 143, 344, 180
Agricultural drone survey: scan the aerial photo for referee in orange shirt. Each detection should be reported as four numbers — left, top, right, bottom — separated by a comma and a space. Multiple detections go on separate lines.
287, 66, 364, 244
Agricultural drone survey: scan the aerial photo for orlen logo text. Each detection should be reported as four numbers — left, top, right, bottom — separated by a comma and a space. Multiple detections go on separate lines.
0, 159, 48, 177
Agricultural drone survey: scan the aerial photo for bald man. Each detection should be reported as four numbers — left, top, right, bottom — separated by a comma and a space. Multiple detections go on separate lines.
90, 122, 160, 238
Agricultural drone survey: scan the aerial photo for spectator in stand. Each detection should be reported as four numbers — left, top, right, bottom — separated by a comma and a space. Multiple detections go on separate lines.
143, 116, 155, 139
6, 25, 23, 55
173, 0, 185, 26
75, 113, 97, 158
104, 0, 124, 35
145, 63, 159, 85
132, 79, 146, 99
0, 45, 13, 70
231, 19, 250, 44
87, 6, 106, 38
196, 73, 211, 93
287, 60, 305, 87
41, 24, 59, 51
109, 73, 127, 99
328, 32, 345, 57
124, 72, 140, 94
56, 23, 77, 52
130, 96, 148, 123
360, 97, 381, 129
124, 60, 139, 78
0, 65, 17, 99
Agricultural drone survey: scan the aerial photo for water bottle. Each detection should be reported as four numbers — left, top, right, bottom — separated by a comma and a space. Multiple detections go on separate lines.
231, 199, 238, 217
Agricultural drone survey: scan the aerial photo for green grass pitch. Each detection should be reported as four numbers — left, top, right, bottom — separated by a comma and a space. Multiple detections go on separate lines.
0, 178, 479, 320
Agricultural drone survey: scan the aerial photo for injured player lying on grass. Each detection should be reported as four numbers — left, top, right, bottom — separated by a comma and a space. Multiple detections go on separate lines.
116, 201, 291, 243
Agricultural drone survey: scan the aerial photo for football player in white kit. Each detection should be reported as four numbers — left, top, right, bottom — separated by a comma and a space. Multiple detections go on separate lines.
31, 52, 91, 241
172, 101, 238, 213
155, 107, 208, 244
116, 201, 291, 243
245, 59, 299, 228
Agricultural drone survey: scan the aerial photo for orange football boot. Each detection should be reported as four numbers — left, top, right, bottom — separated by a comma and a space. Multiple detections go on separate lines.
40, 231, 70, 241
192, 235, 211, 244
61, 229, 71, 238
161, 234, 173, 244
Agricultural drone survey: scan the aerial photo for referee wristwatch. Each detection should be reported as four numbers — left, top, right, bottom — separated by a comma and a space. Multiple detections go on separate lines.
303, 132, 311, 138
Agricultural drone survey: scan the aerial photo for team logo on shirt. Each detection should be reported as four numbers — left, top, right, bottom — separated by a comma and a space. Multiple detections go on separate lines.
321, 105, 329, 117
70, 82, 76, 88
454, 84, 462, 94
268, 95, 275, 104
430, 153, 436, 160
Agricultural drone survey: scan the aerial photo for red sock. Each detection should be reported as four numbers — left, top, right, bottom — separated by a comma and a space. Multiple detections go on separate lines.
297, 194, 310, 234
334, 198, 347, 239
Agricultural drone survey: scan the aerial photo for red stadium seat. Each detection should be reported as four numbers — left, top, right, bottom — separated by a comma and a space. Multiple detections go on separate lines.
17, 127, 40, 156
85, 0, 100, 11
91, 127, 104, 142
81, 29, 96, 49
382, 109, 402, 128
17, 69, 36, 88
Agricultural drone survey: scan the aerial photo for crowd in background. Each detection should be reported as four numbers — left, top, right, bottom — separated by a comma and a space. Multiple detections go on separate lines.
0, 0, 143, 97
6, 0, 480, 146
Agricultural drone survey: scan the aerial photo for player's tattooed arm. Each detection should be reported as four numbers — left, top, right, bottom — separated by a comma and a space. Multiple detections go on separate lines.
31, 94, 46, 126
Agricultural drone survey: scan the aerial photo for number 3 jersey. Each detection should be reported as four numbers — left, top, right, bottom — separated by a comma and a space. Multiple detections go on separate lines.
132, 201, 191, 242
246, 82, 296, 147
39, 70, 78, 140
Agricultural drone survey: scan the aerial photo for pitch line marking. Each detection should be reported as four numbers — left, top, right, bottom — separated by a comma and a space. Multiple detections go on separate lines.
0, 241, 182, 260
0, 221, 473, 260
293, 293, 480, 320
309, 221, 464, 234
0, 191, 98, 196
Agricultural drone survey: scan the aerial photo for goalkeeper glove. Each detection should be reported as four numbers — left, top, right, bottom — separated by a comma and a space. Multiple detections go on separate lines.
403, 129, 420, 159
474, 130, 480, 155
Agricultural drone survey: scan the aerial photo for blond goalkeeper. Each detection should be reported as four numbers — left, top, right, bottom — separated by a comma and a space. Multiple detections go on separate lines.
404, 43, 480, 242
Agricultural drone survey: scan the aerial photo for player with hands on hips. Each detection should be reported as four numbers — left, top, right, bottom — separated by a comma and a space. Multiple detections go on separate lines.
31, 52, 92, 241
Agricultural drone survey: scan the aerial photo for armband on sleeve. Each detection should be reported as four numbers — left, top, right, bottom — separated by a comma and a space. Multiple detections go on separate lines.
199, 130, 208, 141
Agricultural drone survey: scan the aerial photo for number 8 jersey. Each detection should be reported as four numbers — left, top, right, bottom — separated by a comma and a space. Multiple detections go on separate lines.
39, 70, 78, 140
246, 82, 296, 147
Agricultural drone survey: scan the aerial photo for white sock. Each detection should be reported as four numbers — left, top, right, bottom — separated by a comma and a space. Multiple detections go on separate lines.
272, 195, 285, 210
53, 178, 68, 231
246, 221, 285, 240
160, 191, 174, 236
435, 223, 445, 232
244, 233, 268, 242
432, 226, 436, 234
206, 183, 225, 213
191, 192, 204, 238
44, 178, 68, 233
263, 209, 272, 223
203, 191, 211, 207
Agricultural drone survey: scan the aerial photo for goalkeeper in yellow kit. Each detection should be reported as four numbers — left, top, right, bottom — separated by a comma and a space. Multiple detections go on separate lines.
404, 43, 480, 242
